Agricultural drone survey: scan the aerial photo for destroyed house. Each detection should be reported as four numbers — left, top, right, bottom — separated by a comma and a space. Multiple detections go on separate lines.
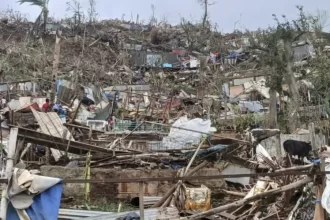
131, 51, 181, 68
293, 41, 315, 61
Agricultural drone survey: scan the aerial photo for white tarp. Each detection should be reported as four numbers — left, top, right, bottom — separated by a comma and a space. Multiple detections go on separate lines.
162, 116, 211, 149
239, 101, 264, 112
256, 144, 273, 163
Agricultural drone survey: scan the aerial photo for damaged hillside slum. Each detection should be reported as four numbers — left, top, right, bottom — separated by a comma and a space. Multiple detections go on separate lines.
2, 3, 330, 220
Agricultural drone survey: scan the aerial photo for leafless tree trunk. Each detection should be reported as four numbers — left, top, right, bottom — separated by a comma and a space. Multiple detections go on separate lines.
198, 0, 208, 29
46, 32, 61, 164
202, 0, 208, 28
269, 89, 277, 128
43, 8, 48, 33
88, 0, 97, 24
284, 39, 299, 132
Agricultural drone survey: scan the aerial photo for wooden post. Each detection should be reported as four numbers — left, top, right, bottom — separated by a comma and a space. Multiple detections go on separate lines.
0, 127, 18, 219
269, 89, 277, 129
309, 123, 317, 156
70, 99, 82, 124
167, 96, 173, 122
84, 151, 91, 203
1, 119, 2, 144
139, 182, 144, 220
135, 94, 141, 120
46, 32, 61, 165
51, 32, 61, 103
150, 98, 155, 118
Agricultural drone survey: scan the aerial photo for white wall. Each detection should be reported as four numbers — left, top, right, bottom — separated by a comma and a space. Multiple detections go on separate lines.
260, 133, 325, 158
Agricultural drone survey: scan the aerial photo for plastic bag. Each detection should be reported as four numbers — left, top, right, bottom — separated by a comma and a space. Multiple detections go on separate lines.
162, 116, 211, 149
256, 144, 273, 163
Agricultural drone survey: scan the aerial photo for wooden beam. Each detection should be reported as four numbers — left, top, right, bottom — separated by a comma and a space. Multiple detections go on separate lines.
218, 212, 237, 220
16, 127, 113, 154
64, 123, 105, 133
309, 123, 318, 157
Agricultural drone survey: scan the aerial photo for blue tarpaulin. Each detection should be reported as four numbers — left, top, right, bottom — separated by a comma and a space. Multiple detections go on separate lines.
163, 63, 173, 68
56, 80, 62, 93
227, 52, 242, 58
7, 181, 63, 220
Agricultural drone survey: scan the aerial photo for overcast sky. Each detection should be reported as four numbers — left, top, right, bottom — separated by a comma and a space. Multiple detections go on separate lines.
1, 0, 330, 33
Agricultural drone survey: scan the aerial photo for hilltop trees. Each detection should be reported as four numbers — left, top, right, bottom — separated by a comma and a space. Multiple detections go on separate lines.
18, 0, 49, 33
249, 6, 317, 130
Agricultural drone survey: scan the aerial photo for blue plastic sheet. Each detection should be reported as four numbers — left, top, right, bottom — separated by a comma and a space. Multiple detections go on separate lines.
163, 63, 173, 68
7, 181, 63, 220
227, 52, 243, 58
56, 80, 62, 93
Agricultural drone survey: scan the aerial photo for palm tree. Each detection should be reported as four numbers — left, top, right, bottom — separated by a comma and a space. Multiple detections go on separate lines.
18, 0, 49, 33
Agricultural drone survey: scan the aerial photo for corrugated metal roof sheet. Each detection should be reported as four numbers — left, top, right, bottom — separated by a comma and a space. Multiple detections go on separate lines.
7, 97, 41, 112
58, 209, 111, 220
31, 108, 74, 161
80, 208, 183, 220
243, 79, 279, 99
7, 100, 21, 111
0, 84, 8, 92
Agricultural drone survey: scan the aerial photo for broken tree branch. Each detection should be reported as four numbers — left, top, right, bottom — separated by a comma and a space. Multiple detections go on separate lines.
188, 177, 313, 219
152, 161, 210, 208
220, 189, 247, 197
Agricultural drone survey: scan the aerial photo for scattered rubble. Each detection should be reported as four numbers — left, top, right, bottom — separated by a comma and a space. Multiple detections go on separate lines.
0, 4, 330, 220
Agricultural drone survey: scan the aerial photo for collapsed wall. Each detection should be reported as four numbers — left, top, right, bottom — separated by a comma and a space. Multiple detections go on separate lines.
40, 166, 225, 202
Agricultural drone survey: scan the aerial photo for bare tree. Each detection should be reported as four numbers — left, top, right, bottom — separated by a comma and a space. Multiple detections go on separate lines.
248, 6, 316, 130
197, 0, 215, 29
18, 0, 49, 33
66, 0, 85, 34
313, 9, 330, 32
0, 7, 28, 23
88, 0, 97, 24
150, 4, 157, 26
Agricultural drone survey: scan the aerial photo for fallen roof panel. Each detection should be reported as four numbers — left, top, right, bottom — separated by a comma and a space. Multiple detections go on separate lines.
17, 126, 113, 155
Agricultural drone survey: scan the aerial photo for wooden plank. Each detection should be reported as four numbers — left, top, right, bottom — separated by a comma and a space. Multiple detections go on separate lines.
17, 127, 112, 154
218, 212, 237, 220
309, 123, 317, 157
64, 123, 105, 133
31, 108, 65, 161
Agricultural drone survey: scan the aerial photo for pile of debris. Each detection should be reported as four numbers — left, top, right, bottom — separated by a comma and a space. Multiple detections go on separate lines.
0, 88, 329, 220
0, 9, 330, 220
